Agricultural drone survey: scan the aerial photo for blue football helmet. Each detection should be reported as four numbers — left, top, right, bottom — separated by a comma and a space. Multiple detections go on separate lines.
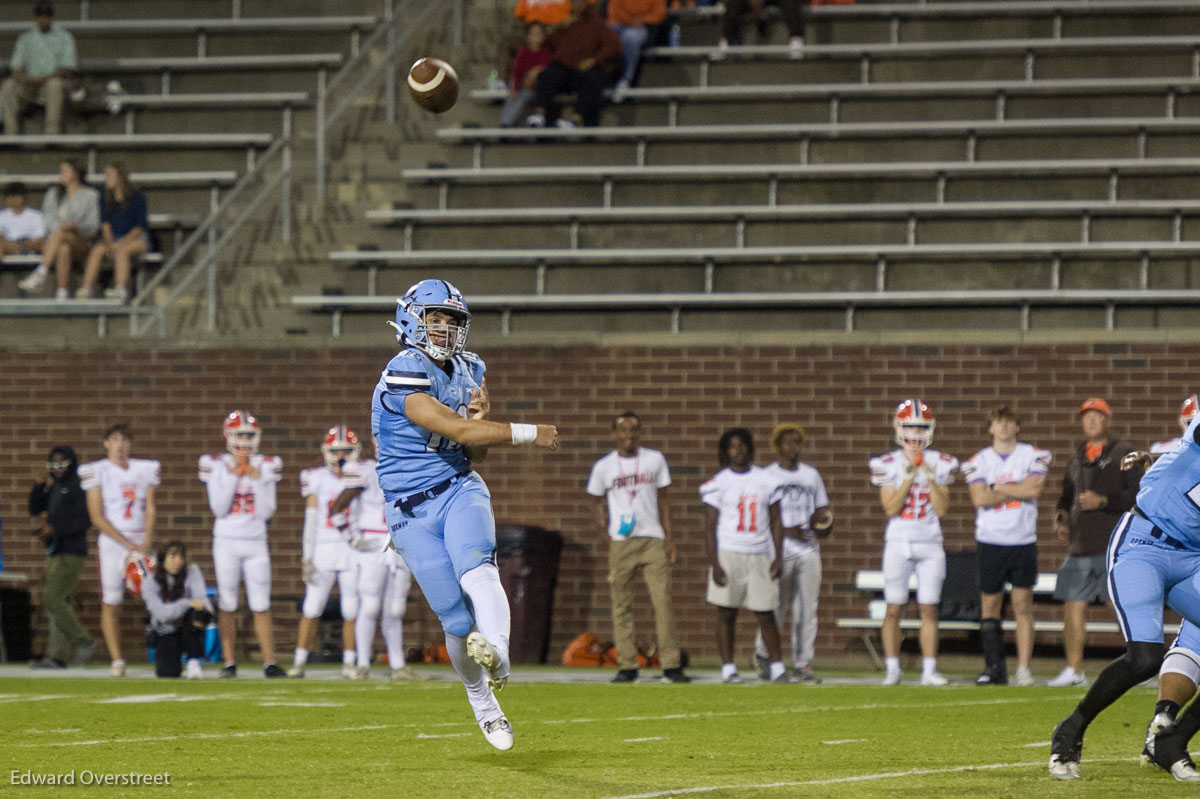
388, 279, 471, 360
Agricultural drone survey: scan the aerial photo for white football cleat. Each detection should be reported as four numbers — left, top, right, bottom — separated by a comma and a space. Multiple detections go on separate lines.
390, 666, 427, 681
341, 663, 356, 679
1142, 712, 1173, 767
1048, 667, 1087, 687
882, 671, 901, 686
110, 659, 126, 677
1048, 754, 1081, 780
480, 716, 514, 751
920, 671, 948, 687
1014, 666, 1035, 686
286, 663, 305, 678
185, 659, 202, 680
352, 666, 370, 681
467, 631, 508, 691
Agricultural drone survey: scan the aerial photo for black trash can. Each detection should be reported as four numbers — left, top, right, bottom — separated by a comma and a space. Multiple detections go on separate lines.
495, 525, 562, 664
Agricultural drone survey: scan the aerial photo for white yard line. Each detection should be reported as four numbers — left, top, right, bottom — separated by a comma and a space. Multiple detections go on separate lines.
624, 736, 666, 743
0, 694, 71, 704
12, 724, 393, 748
821, 739, 868, 745
599, 758, 1145, 799
416, 732, 474, 739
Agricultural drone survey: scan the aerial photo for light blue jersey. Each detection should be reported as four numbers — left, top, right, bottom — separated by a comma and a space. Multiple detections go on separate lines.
1136, 415, 1200, 547
371, 347, 486, 497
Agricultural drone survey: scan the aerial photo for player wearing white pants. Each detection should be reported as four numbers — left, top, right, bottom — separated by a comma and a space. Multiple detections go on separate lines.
80, 423, 160, 677
200, 410, 286, 679
870, 399, 958, 687
290, 426, 365, 678
754, 423, 832, 682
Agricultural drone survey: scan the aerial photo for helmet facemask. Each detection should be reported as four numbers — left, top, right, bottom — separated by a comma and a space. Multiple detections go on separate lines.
223, 411, 261, 457
321, 426, 361, 470
388, 280, 471, 361
894, 420, 935, 450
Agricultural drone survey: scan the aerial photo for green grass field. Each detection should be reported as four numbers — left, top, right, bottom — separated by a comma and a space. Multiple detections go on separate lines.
0, 667, 1181, 798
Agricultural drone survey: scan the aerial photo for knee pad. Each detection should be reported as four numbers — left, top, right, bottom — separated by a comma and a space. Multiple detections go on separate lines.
1162, 647, 1200, 688
384, 596, 406, 620
1127, 640, 1167, 682
358, 595, 382, 620
301, 590, 328, 620
339, 592, 359, 622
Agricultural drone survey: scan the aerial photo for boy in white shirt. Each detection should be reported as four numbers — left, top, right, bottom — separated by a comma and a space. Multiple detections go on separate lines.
962, 405, 1051, 687
0, 181, 44, 255
700, 427, 787, 684
79, 423, 160, 677
587, 411, 688, 684
869, 399, 959, 686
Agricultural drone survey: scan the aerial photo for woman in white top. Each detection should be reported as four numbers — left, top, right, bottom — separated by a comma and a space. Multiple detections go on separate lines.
17, 158, 99, 299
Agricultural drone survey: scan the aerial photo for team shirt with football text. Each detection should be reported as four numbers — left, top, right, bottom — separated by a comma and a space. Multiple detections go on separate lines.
961, 443, 1051, 546
300, 463, 364, 549
699, 465, 780, 556
79, 458, 161, 534
198, 453, 283, 541
586, 447, 672, 542
868, 449, 958, 542
764, 461, 829, 558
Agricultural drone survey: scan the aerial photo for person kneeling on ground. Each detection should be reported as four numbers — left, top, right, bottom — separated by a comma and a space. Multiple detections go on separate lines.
142, 540, 212, 679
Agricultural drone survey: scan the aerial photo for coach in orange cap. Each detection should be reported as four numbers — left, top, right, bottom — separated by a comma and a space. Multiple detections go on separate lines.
1048, 397, 1142, 687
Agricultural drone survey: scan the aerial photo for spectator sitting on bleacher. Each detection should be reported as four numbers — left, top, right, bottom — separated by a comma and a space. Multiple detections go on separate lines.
1, 1, 77, 135
77, 162, 148, 302
17, 157, 98, 300
719, 0, 806, 56
501, 23, 552, 128
607, 0, 667, 103
492, 0, 594, 92
0, 181, 45, 256
527, 0, 621, 129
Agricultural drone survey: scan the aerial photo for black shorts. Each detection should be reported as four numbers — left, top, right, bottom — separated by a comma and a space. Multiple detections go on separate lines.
977, 542, 1038, 595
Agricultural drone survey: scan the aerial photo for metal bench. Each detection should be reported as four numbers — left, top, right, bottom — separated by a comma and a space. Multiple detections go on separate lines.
108, 91, 308, 136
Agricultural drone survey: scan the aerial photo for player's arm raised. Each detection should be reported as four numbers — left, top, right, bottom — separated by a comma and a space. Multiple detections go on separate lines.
879, 469, 915, 517
404, 391, 558, 449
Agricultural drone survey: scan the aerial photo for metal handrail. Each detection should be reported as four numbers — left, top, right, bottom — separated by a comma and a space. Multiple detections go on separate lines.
314, 0, 449, 212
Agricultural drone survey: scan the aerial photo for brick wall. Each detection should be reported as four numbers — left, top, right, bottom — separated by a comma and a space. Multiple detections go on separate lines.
0, 343, 1190, 669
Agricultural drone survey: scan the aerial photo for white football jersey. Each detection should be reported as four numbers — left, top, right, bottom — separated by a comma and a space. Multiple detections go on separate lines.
199, 453, 283, 541
586, 447, 672, 541
1151, 437, 1183, 455
699, 465, 778, 556
356, 458, 388, 534
869, 448, 958, 542
79, 457, 161, 534
765, 461, 829, 558
300, 464, 364, 548
961, 443, 1051, 546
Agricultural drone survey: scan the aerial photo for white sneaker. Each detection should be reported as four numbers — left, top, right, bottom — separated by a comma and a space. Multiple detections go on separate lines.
18, 267, 47, 293
110, 659, 126, 677
1048, 667, 1087, 687
54, 287, 69, 301
390, 666, 427, 681
467, 631, 507, 691
555, 117, 576, 130
103, 286, 128, 302
611, 79, 630, 104
75, 286, 93, 300
342, 663, 356, 679
788, 36, 805, 59
286, 663, 305, 678
352, 666, 369, 681
480, 716, 514, 751
712, 38, 730, 60
525, 112, 545, 128
1014, 666, 1034, 686
882, 671, 901, 686
186, 659, 202, 680
921, 671, 948, 686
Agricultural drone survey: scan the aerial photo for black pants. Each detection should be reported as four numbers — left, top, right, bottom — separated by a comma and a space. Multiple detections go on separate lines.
533, 61, 608, 127
723, 0, 806, 43
153, 612, 205, 678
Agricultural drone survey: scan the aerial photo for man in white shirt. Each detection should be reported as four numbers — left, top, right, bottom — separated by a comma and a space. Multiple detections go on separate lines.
0, 181, 43, 254
754, 422, 832, 683
962, 405, 1051, 687
700, 427, 787, 684
587, 412, 688, 684
869, 399, 959, 686
79, 423, 160, 677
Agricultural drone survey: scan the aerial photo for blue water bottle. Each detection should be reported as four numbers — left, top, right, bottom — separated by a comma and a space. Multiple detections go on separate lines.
669, 23, 682, 47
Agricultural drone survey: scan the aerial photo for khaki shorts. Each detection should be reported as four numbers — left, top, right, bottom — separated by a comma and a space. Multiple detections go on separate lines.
706, 549, 779, 612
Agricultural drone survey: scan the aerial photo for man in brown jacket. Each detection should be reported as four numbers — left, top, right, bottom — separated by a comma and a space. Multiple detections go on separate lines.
528, 0, 621, 128
1049, 398, 1142, 687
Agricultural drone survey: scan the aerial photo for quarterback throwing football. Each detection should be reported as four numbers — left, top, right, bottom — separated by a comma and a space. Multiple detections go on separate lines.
372, 279, 558, 751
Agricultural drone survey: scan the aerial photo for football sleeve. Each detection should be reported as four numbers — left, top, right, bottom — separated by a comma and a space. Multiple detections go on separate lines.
1031, 448, 1052, 476
79, 462, 99, 491
961, 454, 985, 485
936, 455, 959, 485
200, 455, 238, 518
868, 456, 892, 487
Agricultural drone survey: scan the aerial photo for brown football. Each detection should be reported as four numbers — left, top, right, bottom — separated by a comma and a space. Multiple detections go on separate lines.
407, 57, 459, 114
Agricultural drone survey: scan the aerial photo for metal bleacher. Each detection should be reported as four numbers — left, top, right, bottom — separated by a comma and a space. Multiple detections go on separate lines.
288, 2, 1200, 338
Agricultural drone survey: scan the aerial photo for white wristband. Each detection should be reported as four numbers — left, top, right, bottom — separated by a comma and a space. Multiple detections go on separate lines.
511, 423, 537, 445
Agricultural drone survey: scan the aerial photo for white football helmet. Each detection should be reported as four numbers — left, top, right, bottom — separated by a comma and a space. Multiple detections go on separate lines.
223, 410, 261, 457
1180, 394, 1199, 432
322, 425, 360, 469
893, 398, 935, 449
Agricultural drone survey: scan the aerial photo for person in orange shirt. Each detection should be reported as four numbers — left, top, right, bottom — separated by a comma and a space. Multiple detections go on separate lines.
607, 0, 666, 101
514, 0, 594, 26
